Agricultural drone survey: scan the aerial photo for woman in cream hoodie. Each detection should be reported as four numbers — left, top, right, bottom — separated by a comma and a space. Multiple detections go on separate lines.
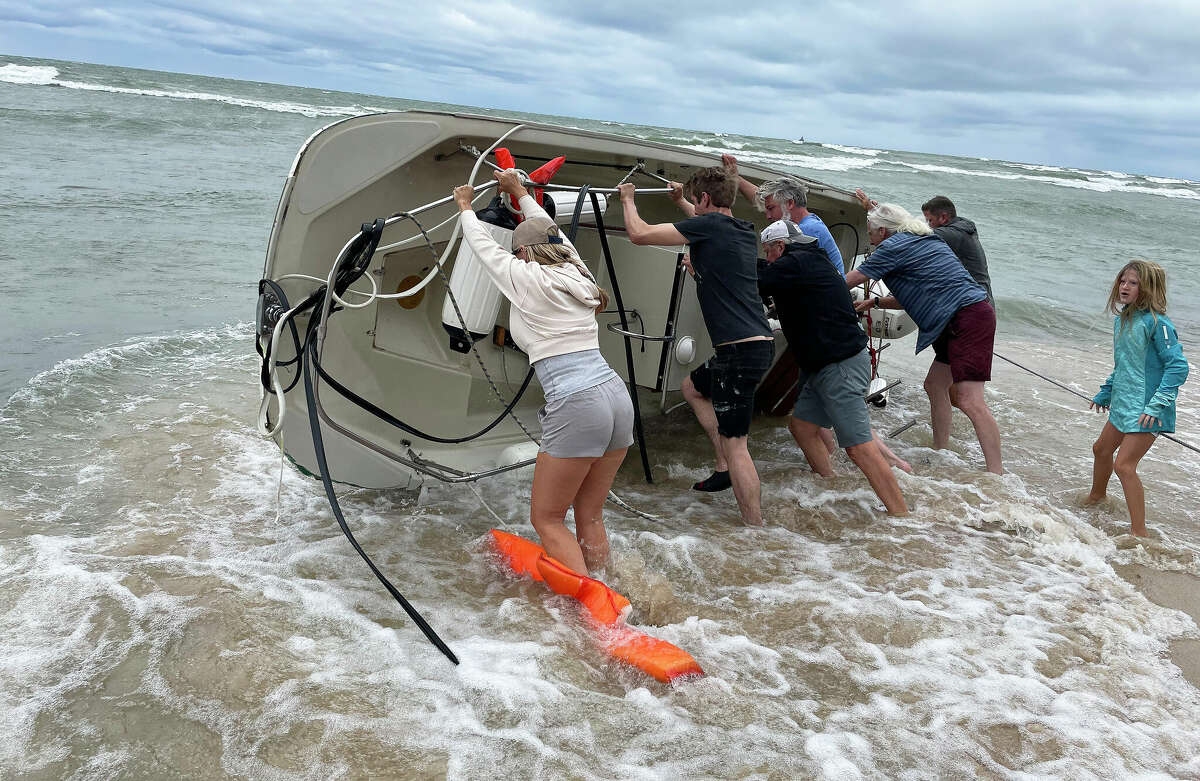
454, 171, 633, 576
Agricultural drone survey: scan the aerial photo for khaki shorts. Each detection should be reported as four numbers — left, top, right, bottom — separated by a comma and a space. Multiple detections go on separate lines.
538, 376, 635, 458
792, 349, 873, 448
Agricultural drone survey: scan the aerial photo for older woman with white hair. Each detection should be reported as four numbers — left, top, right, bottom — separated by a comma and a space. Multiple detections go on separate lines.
453, 170, 633, 576
845, 203, 1003, 474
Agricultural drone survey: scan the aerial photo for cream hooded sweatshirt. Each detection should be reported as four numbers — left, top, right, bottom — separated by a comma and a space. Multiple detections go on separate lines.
459, 194, 602, 364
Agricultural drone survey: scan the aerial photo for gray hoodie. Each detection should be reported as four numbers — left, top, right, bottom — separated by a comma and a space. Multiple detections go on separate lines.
935, 217, 994, 307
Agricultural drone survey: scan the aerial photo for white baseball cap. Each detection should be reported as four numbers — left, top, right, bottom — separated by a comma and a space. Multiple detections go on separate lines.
759, 219, 816, 245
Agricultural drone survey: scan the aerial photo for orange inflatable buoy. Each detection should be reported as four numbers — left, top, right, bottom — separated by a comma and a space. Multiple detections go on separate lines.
488, 529, 704, 683
492, 148, 566, 219
535, 553, 631, 625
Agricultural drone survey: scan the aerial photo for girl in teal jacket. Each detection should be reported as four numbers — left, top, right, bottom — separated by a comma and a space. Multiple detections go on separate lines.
1086, 260, 1189, 536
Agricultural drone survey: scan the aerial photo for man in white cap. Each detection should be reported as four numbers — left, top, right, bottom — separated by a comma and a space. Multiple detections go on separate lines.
758, 220, 909, 515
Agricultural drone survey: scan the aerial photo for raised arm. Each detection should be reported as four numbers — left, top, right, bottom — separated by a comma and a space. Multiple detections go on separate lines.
618, 183, 688, 246
723, 153, 760, 209
668, 181, 695, 218
454, 184, 535, 304
491, 169, 586, 260
854, 188, 878, 212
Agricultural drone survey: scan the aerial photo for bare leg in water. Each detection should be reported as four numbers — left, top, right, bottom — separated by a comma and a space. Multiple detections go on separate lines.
530, 448, 627, 574
683, 375, 730, 489
817, 425, 911, 473
1085, 421, 1155, 537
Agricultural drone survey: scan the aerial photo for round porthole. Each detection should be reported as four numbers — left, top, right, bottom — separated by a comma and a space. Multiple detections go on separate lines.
396, 275, 426, 309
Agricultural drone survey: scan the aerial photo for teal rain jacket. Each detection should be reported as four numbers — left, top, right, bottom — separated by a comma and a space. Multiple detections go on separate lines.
1093, 310, 1189, 433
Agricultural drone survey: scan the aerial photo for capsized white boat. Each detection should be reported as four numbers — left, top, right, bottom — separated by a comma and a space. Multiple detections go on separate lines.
255, 110, 906, 489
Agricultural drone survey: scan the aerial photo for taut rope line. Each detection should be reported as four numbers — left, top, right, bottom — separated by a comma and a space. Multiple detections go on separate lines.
993, 350, 1200, 456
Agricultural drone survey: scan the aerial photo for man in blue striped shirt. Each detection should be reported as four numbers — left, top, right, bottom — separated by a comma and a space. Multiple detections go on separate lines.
845, 203, 1003, 474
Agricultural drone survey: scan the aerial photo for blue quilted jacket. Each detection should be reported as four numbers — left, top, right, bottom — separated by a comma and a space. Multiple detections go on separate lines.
1093, 310, 1189, 433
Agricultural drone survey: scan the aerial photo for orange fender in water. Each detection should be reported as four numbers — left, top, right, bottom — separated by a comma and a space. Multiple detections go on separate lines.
535, 552, 631, 625
488, 529, 704, 683
488, 526, 545, 581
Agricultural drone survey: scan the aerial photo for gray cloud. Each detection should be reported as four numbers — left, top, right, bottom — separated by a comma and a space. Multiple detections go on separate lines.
2, 0, 1198, 176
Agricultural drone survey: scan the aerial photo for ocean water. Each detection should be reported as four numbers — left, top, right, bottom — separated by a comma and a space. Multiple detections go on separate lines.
2, 55, 1200, 778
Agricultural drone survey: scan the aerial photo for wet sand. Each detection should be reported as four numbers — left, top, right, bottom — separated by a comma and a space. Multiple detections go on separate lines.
1115, 564, 1200, 689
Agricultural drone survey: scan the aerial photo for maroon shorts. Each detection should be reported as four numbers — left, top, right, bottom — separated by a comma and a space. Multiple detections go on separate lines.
931, 300, 995, 383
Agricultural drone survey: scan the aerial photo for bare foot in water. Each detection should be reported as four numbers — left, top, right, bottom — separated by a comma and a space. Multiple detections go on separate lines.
1082, 492, 1106, 506
873, 431, 913, 473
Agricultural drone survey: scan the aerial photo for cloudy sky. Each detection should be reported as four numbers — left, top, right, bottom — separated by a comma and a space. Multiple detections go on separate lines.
3, 0, 1198, 178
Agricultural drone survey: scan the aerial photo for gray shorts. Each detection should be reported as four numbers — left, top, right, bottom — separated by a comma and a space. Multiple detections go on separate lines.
538, 376, 635, 458
792, 348, 873, 448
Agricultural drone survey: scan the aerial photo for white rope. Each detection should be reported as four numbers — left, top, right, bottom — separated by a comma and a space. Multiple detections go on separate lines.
377, 123, 529, 302
256, 299, 309, 438
467, 481, 507, 526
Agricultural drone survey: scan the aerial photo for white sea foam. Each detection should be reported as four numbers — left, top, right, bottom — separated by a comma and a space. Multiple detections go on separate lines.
1002, 161, 1068, 173
1, 62, 367, 118
820, 143, 884, 157
0, 64, 57, 85
4, 336, 1200, 775
895, 161, 1200, 200
679, 144, 880, 173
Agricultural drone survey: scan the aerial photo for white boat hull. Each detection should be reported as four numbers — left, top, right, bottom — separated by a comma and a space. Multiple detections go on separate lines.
257, 111, 869, 488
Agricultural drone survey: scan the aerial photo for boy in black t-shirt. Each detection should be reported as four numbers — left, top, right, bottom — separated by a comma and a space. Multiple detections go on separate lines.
618, 168, 773, 526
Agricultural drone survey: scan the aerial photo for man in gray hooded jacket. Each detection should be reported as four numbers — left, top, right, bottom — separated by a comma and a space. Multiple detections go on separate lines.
920, 195, 993, 306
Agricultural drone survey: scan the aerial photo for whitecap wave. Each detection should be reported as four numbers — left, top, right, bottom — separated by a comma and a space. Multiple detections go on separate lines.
678, 145, 880, 173
1, 62, 368, 118
895, 162, 1200, 200
0, 64, 57, 85
820, 143, 883, 157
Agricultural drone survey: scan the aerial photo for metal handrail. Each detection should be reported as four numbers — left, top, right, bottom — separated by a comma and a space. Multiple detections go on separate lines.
606, 322, 675, 342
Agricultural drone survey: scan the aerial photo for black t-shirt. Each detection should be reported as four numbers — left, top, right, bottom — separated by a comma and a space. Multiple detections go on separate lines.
674, 212, 772, 345
757, 241, 867, 372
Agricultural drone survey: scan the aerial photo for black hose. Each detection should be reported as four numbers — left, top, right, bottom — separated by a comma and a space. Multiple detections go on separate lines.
590, 189, 654, 483
302, 320, 458, 665
827, 221, 861, 272
257, 278, 306, 395
314, 355, 535, 444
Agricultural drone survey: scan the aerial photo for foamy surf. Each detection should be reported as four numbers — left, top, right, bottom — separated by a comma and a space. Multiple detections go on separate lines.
3, 334, 1200, 777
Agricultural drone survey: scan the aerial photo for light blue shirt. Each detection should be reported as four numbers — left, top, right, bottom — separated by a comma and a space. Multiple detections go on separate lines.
857, 233, 987, 353
797, 214, 844, 275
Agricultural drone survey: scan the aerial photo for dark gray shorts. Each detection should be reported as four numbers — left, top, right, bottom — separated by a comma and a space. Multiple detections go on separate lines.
792, 348, 873, 448
688, 340, 775, 438
538, 376, 635, 458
